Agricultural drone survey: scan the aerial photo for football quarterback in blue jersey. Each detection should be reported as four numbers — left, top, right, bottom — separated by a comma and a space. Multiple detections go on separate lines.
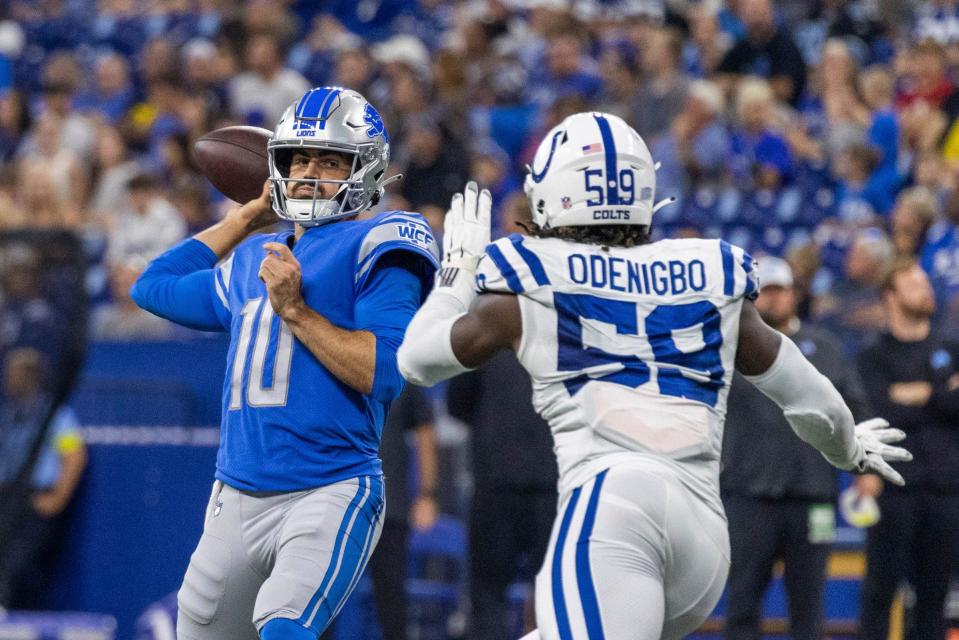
131, 88, 439, 640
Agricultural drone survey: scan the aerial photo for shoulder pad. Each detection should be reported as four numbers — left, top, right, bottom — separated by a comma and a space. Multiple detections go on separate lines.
355, 211, 440, 286
475, 234, 551, 294
718, 239, 759, 301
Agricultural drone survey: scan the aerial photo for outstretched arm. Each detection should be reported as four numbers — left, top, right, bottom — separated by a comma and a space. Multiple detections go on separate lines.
398, 182, 517, 386
400, 287, 521, 387
451, 294, 521, 366
736, 300, 911, 484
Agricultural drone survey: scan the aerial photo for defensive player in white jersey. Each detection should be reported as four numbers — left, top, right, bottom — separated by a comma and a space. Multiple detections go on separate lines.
397, 112, 911, 640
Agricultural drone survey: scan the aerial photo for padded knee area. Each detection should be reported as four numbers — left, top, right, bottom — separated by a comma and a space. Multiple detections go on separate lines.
259, 617, 316, 640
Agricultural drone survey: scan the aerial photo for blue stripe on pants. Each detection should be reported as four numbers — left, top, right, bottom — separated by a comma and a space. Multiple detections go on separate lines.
553, 486, 583, 640
576, 470, 609, 639
298, 477, 369, 625
328, 478, 384, 625
306, 476, 383, 632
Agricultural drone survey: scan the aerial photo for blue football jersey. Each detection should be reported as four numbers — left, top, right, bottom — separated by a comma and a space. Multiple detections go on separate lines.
210, 211, 438, 491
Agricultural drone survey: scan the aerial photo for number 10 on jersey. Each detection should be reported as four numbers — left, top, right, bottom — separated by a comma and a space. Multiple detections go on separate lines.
230, 297, 294, 409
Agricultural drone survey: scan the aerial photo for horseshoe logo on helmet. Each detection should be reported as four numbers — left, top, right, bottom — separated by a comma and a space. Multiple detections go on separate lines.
530, 130, 565, 184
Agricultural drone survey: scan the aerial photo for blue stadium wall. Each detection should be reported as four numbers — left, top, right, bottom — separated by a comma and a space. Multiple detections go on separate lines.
45, 339, 229, 637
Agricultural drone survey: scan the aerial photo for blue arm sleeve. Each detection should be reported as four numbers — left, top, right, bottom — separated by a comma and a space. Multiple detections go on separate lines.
130, 238, 231, 332
355, 254, 425, 402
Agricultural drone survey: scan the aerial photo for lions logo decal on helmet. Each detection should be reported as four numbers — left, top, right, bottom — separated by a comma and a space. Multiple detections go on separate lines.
363, 103, 387, 141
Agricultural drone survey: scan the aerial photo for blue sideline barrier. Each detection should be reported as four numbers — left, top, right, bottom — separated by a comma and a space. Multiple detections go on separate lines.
39, 340, 228, 637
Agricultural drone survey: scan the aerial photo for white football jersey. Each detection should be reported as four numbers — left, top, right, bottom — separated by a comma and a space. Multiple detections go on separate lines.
475, 233, 758, 507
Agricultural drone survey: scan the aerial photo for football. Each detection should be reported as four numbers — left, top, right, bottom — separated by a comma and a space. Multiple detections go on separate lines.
193, 126, 272, 204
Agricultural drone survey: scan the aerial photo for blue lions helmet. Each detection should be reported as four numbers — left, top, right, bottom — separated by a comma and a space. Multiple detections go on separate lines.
268, 87, 392, 226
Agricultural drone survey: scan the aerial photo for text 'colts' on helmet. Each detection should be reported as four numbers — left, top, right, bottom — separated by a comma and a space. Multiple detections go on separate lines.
269, 87, 391, 226
523, 111, 672, 230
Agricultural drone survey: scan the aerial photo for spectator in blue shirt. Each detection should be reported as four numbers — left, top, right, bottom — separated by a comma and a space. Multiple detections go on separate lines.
74, 52, 135, 125
651, 79, 730, 199
730, 77, 793, 189
527, 30, 602, 111
860, 67, 899, 177
920, 188, 959, 339
859, 65, 903, 202
797, 39, 867, 163
469, 57, 537, 166
834, 143, 893, 222
470, 140, 520, 236
286, 15, 363, 87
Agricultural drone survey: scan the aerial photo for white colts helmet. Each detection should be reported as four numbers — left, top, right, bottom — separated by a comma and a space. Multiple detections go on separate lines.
523, 112, 668, 230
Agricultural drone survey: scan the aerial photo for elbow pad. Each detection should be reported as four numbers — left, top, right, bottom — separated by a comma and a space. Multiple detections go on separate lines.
744, 334, 863, 470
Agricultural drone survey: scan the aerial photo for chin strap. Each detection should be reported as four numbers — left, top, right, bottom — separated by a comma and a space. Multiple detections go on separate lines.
379, 173, 403, 189
653, 196, 676, 213
650, 161, 676, 214
369, 174, 403, 207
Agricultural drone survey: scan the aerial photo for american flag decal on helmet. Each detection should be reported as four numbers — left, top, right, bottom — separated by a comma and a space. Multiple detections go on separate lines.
582, 142, 603, 154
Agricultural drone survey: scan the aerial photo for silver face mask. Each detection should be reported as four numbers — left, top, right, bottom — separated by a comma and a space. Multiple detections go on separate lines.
268, 87, 394, 226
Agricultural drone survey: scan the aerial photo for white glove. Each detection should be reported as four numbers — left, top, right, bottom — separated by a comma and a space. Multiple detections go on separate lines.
398, 182, 492, 386
848, 418, 912, 486
442, 181, 491, 272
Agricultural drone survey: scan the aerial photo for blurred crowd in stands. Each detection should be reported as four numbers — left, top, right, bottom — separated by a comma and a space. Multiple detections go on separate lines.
0, 0, 954, 348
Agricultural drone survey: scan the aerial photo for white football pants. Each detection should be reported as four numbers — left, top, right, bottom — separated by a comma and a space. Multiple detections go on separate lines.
534, 459, 729, 640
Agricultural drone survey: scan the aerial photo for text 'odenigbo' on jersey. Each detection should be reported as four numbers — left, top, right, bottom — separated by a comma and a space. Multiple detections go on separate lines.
476, 233, 758, 499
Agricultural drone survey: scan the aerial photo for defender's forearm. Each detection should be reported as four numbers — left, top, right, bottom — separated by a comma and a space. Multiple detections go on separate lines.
745, 335, 862, 469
